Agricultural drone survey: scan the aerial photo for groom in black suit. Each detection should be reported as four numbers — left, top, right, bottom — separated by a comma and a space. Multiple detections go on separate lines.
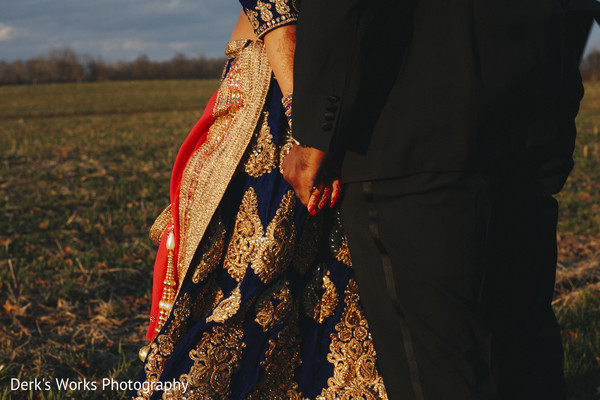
283, 0, 599, 399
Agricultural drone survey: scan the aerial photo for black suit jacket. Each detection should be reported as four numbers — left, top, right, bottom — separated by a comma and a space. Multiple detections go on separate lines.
293, 0, 598, 190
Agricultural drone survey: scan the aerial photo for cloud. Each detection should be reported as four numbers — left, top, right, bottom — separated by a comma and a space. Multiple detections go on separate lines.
121, 39, 151, 52
98, 38, 153, 52
168, 42, 191, 51
0, 0, 240, 61
0, 23, 16, 42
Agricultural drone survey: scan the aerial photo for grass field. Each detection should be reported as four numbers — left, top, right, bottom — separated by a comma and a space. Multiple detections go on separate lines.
1, 80, 599, 399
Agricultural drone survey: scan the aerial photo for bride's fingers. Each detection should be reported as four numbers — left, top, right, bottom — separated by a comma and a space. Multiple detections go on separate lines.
317, 186, 331, 212
307, 186, 321, 215
330, 179, 341, 207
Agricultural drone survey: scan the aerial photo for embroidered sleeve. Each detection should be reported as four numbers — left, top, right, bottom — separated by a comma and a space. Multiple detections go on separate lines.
239, 0, 299, 39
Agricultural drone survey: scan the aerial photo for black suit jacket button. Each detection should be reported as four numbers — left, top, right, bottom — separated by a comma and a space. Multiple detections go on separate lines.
328, 95, 340, 103
321, 122, 333, 131
324, 112, 335, 121
326, 105, 338, 112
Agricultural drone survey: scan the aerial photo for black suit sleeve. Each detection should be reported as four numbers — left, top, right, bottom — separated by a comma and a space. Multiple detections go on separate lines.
292, 0, 416, 154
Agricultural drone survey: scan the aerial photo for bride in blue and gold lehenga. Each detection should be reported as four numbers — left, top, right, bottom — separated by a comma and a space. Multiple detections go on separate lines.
132, 3, 388, 399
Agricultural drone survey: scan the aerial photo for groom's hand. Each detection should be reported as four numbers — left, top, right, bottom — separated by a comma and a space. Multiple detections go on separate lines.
282, 144, 341, 214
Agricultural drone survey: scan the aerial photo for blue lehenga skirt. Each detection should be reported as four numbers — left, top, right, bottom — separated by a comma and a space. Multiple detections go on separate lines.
132, 40, 388, 400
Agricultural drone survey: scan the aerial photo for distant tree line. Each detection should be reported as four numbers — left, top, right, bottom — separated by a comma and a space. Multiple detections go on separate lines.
3, 46, 600, 84
0, 47, 227, 84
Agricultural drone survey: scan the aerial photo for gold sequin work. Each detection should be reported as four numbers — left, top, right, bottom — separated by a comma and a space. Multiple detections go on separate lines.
317, 279, 388, 400
294, 212, 324, 275
224, 188, 264, 282
163, 324, 246, 400
135, 293, 193, 400
245, 8, 260, 30
245, 111, 278, 177
149, 204, 172, 244
278, 127, 294, 175
206, 284, 242, 324
335, 235, 352, 267
251, 190, 297, 284
256, 1, 273, 22
270, 0, 290, 15
329, 209, 353, 267
246, 305, 307, 400
255, 279, 293, 331
174, 39, 271, 308
192, 213, 226, 284
303, 266, 339, 324
138, 38, 389, 400
243, 0, 299, 38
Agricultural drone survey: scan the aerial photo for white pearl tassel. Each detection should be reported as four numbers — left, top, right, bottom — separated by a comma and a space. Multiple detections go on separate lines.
166, 231, 175, 250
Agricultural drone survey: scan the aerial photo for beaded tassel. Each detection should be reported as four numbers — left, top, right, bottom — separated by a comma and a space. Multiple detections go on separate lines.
156, 231, 177, 334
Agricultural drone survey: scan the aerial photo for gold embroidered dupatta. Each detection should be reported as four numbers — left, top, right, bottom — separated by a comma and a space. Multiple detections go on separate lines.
146, 40, 272, 338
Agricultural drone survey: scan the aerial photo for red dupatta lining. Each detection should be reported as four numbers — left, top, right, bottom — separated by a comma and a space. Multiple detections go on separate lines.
146, 91, 218, 340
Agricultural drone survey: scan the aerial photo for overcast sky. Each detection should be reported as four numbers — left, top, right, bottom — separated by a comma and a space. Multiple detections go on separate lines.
0, 0, 241, 61
1, 1, 599, 62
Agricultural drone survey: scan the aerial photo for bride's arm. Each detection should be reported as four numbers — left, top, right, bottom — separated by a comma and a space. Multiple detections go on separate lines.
233, 2, 298, 96
263, 25, 295, 97
234, 3, 331, 211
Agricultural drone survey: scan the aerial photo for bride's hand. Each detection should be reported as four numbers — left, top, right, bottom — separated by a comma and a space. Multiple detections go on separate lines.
282, 144, 341, 214
307, 178, 341, 215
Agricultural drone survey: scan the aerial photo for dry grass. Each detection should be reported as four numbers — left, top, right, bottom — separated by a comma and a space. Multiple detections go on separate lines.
555, 234, 600, 306
0, 80, 598, 399
0, 80, 219, 399
552, 82, 600, 399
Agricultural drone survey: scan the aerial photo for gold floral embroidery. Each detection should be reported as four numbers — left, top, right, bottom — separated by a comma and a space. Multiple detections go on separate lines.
294, 212, 324, 275
255, 279, 293, 331
246, 305, 307, 400
251, 190, 296, 284
336, 235, 352, 266
255, 0, 273, 22
303, 266, 339, 324
245, 8, 260, 30
162, 324, 246, 400
270, 0, 290, 15
192, 213, 226, 284
135, 280, 230, 400
135, 293, 193, 400
224, 188, 264, 282
245, 111, 278, 177
317, 279, 388, 400
244, 0, 298, 39
206, 283, 242, 324
329, 209, 353, 267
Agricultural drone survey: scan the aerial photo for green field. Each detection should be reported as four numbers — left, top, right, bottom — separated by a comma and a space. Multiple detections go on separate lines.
0, 80, 599, 399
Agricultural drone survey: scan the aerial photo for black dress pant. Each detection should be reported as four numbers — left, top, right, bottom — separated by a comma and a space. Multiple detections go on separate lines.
482, 181, 566, 400
341, 171, 565, 400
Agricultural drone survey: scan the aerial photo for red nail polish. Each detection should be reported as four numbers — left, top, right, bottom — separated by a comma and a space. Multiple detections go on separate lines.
330, 193, 339, 207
